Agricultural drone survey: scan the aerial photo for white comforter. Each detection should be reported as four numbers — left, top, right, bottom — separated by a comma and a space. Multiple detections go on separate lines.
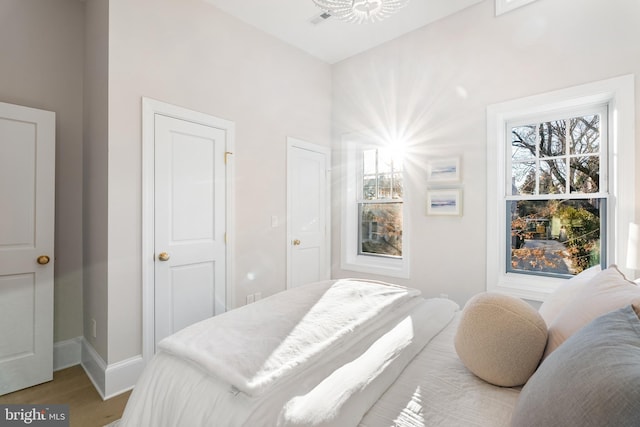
119, 279, 458, 427
359, 314, 521, 427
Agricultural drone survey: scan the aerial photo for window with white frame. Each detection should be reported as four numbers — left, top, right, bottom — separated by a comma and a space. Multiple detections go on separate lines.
487, 76, 635, 301
508, 105, 607, 277
360, 147, 403, 257
342, 137, 409, 278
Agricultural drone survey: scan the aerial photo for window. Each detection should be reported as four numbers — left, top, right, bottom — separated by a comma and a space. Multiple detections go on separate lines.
342, 136, 409, 278
508, 107, 607, 277
487, 76, 635, 301
359, 148, 403, 258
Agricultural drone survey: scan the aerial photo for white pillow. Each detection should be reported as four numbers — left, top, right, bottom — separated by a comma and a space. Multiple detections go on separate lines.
538, 265, 601, 326
544, 265, 640, 358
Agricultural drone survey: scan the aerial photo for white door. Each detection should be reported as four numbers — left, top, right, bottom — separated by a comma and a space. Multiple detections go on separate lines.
287, 139, 330, 288
0, 102, 55, 396
154, 114, 227, 347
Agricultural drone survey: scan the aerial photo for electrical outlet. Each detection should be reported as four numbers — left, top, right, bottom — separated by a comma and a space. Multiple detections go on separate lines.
246, 294, 255, 304
91, 319, 97, 338
439, 293, 449, 300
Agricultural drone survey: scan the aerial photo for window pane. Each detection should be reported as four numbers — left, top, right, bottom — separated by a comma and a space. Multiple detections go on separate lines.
391, 172, 403, 199
539, 121, 565, 157
363, 149, 376, 175
363, 176, 376, 200
377, 173, 392, 199
570, 156, 600, 193
511, 161, 535, 195
570, 114, 600, 155
377, 149, 393, 174
362, 148, 403, 201
508, 199, 604, 276
539, 158, 566, 194
359, 203, 402, 257
511, 125, 536, 161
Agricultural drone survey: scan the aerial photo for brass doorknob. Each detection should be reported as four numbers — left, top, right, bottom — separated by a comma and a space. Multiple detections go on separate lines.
37, 255, 50, 265
157, 252, 170, 262
292, 239, 301, 246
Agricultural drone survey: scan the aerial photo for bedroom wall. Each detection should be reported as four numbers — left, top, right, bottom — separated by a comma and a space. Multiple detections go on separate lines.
0, 0, 84, 343
103, 0, 332, 363
331, 0, 640, 305
83, 0, 110, 360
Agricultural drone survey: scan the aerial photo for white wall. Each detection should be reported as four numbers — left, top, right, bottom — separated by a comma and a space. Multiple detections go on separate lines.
83, 0, 110, 359
0, 0, 84, 343
102, 0, 332, 362
331, 0, 640, 305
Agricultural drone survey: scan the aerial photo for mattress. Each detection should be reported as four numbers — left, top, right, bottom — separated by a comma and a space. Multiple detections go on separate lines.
359, 314, 521, 427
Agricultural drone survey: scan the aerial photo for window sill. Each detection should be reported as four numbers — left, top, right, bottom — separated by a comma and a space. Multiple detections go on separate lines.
341, 255, 409, 279
488, 271, 566, 302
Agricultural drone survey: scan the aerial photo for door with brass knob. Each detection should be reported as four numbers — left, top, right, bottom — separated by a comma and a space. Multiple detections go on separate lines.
152, 111, 228, 352
287, 139, 330, 289
0, 101, 55, 395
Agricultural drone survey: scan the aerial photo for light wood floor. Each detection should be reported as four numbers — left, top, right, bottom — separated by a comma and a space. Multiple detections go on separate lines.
0, 365, 131, 427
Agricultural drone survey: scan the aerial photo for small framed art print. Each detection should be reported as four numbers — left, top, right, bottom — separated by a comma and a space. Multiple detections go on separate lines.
426, 189, 462, 216
426, 157, 460, 183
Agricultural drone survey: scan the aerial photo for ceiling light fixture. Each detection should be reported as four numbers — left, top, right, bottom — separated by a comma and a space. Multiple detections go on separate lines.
312, 0, 410, 24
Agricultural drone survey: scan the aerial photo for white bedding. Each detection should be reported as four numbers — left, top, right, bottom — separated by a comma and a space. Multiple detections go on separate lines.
158, 279, 422, 397
119, 280, 459, 427
278, 298, 458, 427
358, 314, 521, 427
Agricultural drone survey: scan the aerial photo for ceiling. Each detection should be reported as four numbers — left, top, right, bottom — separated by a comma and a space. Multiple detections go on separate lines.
203, 0, 484, 64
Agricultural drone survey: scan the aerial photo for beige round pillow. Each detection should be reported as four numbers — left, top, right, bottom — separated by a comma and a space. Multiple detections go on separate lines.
454, 292, 548, 387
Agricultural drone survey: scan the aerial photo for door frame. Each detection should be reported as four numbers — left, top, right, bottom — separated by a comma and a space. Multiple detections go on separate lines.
286, 137, 331, 289
142, 98, 235, 363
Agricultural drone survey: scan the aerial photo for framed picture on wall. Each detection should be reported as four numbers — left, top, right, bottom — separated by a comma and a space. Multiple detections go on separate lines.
426, 157, 460, 183
426, 189, 462, 216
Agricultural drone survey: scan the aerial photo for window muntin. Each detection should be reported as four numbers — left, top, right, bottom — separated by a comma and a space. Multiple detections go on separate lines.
506, 107, 607, 277
358, 148, 403, 258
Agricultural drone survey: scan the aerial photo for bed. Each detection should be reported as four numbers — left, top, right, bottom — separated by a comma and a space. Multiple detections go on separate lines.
116, 267, 640, 427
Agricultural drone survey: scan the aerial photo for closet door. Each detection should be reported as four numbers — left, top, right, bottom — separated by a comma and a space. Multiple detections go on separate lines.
287, 139, 330, 289
153, 114, 227, 348
0, 102, 55, 396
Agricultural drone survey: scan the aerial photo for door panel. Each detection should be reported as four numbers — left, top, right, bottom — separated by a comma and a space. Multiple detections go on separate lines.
170, 262, 215, 332
288, 141, 330, 288
154, 115, 226, 348
0, 102, 55, 396
0, 274, 35, 359
0, 119, 36, 246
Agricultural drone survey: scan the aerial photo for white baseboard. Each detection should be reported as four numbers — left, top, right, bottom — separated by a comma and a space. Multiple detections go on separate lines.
81, 339, 107, 398
81, 339, 145, 400
104, 354, 144, 399
53, 337, 82, 371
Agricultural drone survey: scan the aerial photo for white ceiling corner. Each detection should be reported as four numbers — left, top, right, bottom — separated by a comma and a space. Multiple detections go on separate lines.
203, 0, 484, 64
